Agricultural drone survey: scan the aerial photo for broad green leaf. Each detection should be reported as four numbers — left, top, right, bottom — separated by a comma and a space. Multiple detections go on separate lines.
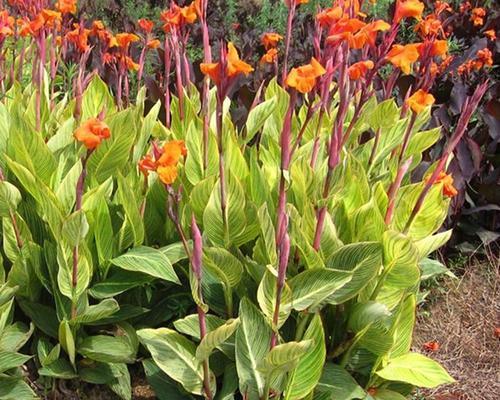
137, 328, 215, 396
39, 358, 78, 379
316, 363, 366, 399
0, 351, 32, 373
72, 299, 120, 324
414, 230, 452, 259
111, 246, 180, 284
326, 242, 382, 304
196, 318, 240, 361
0, 181, 21, 217
87, 109, 136, 183
61, 210, 89, 247
369, 99, 399, 131
246, 97, 277, 141
0, 376, 38, 399
79, 335, 136, 364
285, 314, 326, 400
376, 353, 455, 388
81, 75, 116, 121
289, 269, 352, 312
58, 320, 76, 366
235, 298, 272, 400
258, 340, 313, 378
143, 358, 195, 400
203, 173, 247, 247
89, 270, 154, 299
257, 269, 292, 328
116, 173, 145, 247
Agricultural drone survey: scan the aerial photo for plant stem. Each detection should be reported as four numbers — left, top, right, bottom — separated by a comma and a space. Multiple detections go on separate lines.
215, 92, 228, 231
281, 4, 296, 85
385, 157, 413, 225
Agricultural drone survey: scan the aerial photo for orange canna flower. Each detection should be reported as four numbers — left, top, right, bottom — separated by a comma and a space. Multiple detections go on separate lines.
326, 17, 366, 45
161, 1, 198, 32
55, 0, 77, 15
476, 48, 493, 68
115, 33, 139, 49
470, 8, 486, 27
316, 6, 343, 28
418, 39, 448, 58
139, 154, 157, 177
348, 60, 374, 80
157, 165, 179, 185
138, 18, 155, 33
394, 0, 425, 24
434, 1, 452, 15
386, 43, 420, 75
262, 32, 283, 50
74, 118, 111, 150
0, 11, 14, 38
147, 39, 161, 49
484, 29, 496, 41
423, 341, 440, 351
201, 42, 254, 85
349, 20, 391, 49
155, 140, 187, 185
40, 9, 62, 29
427, 171, 457, 197
407, 89, 435, 114
124, 55, 140, 71
66, 26, 91, 52
91, 20, 105, 35
285, 57, 326, 93
158, 140, 187, 167
261, 48, 279, 64
415, 14, 444, 38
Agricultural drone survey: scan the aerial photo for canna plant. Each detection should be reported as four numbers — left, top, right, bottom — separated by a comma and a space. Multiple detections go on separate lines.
0, 0, 490, 399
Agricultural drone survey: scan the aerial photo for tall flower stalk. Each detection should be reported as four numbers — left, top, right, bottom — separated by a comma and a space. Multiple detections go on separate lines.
404, 82, 488, 233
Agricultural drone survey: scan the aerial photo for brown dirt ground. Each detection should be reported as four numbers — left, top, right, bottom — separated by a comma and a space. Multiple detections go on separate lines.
413, 256, 500, 400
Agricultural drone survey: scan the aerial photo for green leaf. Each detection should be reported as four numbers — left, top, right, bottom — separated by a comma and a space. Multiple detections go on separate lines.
376, 353, 455, 388
87, 109, 136, 183
0, 351, 32, 373
419, 258, 455, 281
137, 328, 214, 396
38, 358, 78, 379
258, 340, 314, 379
235, 298, 272, 400
108, 363, 132, 400
369, 389, 407, 400
285, 314, 326, 400
143, 359, 195, 400
116, 173, 145, 247
196, 318, 240, 361
257, 269, 291, 328
72, 299, 120, 325
89, 270, 154, 299
414, 230, 452, 259
326, 242, 382, 304
58, 320, 76, 366
61, 210, 89, 247
257, 205, 277, 266
289, 269, 352, 312
203, 247, 244, 288
316, 363, 366, 400
111, 246, 180, 284
0, 181, 21, 217
81, 75, 116, 122
369, 99, 399, 131
0, 376, 38, 399
79, 335, 136, 364
203, 173, 247, 247
246, 97, 277, 142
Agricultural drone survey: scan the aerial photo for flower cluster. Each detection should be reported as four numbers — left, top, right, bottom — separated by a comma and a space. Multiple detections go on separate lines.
139, 140, 187, 185
74, 118, 111, 150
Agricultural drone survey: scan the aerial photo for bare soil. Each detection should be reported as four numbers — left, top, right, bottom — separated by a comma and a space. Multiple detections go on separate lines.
413, 258, 499, 400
